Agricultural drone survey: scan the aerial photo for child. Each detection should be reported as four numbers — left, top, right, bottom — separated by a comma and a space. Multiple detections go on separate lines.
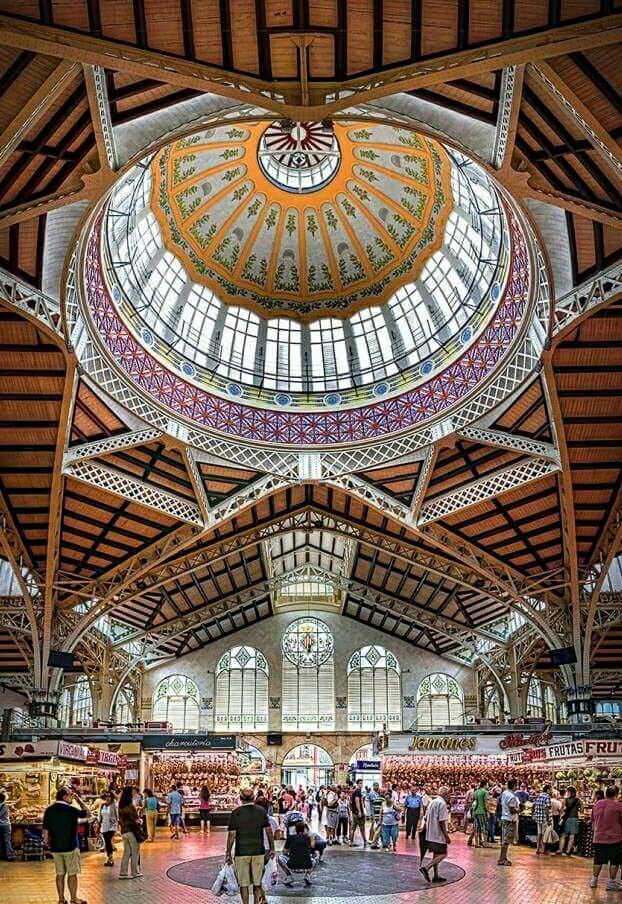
337, 792, 349, 844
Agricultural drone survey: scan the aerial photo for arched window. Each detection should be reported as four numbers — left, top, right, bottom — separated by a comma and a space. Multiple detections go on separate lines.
543, 684, 558, 722
152, 675, 200, 730
215, 646, 269, 731
58, 676, 93, 727
282, 617, 334, 730
527, 677, 544, 718
114, 685, 135, 725
347, 645, 401, 730
416, 673, 464, 730
483, 684, 501, 721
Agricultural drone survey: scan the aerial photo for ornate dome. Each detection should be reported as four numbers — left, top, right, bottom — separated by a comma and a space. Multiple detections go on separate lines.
74, 111, 546, 449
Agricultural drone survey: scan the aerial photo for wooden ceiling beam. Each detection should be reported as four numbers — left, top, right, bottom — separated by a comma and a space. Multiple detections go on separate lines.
0, 59, 79, 170
530, 61, 622, 188
1, 14, 622, 118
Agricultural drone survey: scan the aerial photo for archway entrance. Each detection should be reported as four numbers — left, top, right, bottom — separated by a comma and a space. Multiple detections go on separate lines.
281, 744, 334, 790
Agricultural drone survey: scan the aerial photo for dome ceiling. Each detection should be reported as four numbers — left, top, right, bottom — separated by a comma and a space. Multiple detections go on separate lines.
150, 119, 452, 321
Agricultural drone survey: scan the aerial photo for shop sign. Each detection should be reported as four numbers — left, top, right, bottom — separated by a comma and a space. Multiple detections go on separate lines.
506, 751, 524, 765
58, 741, 88, 761
584, 739, 622, 757
499, 723, 552, 750
87, 748, 122, 767
409, 735, 477, 752
521, 747, 547, 763
544, 741, 584, 760
0, 741, 59, 759
141, 733, 236, 751
356, 759, 381, 771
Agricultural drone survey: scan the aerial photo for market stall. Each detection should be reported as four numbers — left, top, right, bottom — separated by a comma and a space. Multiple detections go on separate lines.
0, 741, 125, 858
377, 730, 622, 852
142, 732, 244, 826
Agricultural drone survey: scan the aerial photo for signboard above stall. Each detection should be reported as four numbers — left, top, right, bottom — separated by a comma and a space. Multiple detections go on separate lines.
141, 733, 236, 751
0, 741, 59, 760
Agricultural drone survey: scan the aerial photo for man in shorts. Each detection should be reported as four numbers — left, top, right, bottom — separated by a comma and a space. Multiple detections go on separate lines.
419, 786, 451, 884
227, 787, 275, 904
590, 785, 622, 891
167, 784, 183, 839
43, 787, 91, 904
349, 779, 368, 847
498, 778, 519, 866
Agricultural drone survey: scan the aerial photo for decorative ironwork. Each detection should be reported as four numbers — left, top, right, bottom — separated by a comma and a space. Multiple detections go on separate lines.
282, 617, 334, 667
492, 66, 518, 169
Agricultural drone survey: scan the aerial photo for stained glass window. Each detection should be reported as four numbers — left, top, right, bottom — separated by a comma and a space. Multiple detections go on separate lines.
152, 674, 200, 730
282, 618, 334, 730
416, 672, 464, 730
215, 646, 269, 731
347, 645, 401, 731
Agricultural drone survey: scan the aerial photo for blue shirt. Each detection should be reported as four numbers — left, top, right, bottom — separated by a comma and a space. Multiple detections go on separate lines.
404, 793, 422, 809
167, 790, 183, 815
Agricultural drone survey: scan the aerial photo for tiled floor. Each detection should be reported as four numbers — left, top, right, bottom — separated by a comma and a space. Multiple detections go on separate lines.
0, 829, 618, 903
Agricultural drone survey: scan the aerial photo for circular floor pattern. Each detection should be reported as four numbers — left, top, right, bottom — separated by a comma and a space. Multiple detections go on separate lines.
166, 849, 466, 897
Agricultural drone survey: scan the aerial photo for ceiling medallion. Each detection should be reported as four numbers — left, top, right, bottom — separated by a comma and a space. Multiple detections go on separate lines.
258, 120, 341, 193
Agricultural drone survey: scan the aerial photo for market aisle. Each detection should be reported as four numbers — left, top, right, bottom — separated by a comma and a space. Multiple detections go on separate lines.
0, 829, 616, 903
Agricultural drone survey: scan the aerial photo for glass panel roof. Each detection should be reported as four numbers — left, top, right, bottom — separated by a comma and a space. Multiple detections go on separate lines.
101, 120, 508, 407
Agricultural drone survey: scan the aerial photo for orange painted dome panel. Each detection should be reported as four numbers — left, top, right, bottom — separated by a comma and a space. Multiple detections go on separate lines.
150, 119, 453, 321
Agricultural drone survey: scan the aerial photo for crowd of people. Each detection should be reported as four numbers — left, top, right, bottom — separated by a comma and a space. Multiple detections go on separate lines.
28, 772, 622, 901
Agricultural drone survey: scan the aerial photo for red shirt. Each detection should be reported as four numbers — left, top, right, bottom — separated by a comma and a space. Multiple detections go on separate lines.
592, 798, 622, 844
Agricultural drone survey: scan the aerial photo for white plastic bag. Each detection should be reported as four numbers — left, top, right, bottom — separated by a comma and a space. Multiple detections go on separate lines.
262, 859, 278, 890
223, 863, 240, 897
211, 864, 227, 896
542, 824, 559, 845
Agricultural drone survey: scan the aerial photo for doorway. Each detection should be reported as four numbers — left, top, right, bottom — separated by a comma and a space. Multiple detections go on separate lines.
281, 743, 334, 790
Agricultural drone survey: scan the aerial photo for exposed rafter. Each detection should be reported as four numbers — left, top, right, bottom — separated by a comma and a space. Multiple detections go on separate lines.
492, 65, 525, 171
0, 59, 78, 169
63, 429, 164, 466
553, 259, 622, 341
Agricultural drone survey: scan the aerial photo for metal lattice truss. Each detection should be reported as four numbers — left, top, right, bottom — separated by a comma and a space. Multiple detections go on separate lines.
456, 426, 560, 463
83, 64, 118, 171
0, 266, 64, 339
63, 429, 164, 465
554, 259, 622, 338
63, 458, 204, 526
418, 458, 560, 524
492, 65, 521, 169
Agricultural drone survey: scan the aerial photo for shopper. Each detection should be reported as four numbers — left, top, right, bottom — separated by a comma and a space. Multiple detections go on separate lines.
324, 787, 339, 844
419, 786, 451, 885
472, 780, 489, 848
590, 785, 622, 891
0, 792, 15, 861
167, 784, 183, 840
349, 779, 368, 847
486, 791, 499, 843
336, 791, 349, 843
368, 781, 384, 847
118, 785, 143, 880
99, 791, 118, 866
534, 784, 553, 854
558, 786, 582, 856
278, 821, 316, 887
465, 783, 476, 846
380, 793, 401, 852
42, 787, 91, 904
404, 786, 422, 840
497, 778, 519, 866
199, 785, 212, 834
143, 788, 159, 842
226, 787, 275, 904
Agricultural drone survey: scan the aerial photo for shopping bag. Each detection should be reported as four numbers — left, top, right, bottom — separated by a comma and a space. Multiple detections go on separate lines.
223, 863, 240, 896
262, 859, 278, 890
211, 864, 227, 896
542, 824, 559, 845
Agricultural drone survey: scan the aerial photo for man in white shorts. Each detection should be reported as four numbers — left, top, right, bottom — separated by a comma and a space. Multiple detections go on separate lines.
43, 787, 91, 904
498, 778, 519, 866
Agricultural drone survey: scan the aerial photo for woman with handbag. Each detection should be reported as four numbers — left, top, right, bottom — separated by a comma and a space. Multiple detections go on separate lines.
118, 786, 144, 880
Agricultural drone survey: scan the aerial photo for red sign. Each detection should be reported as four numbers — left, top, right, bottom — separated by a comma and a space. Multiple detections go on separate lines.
499, 723, 552, 750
